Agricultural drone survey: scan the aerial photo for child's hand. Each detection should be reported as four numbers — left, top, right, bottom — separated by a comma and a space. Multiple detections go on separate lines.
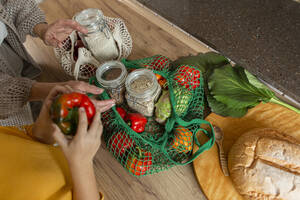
53, 107, 103, 166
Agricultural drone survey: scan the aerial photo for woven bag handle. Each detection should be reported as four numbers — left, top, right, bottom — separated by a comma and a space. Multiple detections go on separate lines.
160, 117, 215, 166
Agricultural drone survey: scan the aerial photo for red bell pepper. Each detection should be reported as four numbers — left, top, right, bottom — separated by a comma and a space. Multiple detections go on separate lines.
101, 110, 113, 128
126, 148, 152, 176
50, 92, 96, 135
109, 131, 135, 157
116, 107, 126, 120
126, 113, 147, 133
174, 65, 201, 90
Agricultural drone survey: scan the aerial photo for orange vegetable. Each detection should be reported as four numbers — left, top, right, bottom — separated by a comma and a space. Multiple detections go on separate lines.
155, 73, 162, 80
171, 126, 193, 153
155, 73, 167, 88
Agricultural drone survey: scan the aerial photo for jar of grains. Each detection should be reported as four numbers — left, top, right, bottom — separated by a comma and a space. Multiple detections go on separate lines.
125, 69, 161, 117
96, 61, 127, 105
74, 8, 118, 62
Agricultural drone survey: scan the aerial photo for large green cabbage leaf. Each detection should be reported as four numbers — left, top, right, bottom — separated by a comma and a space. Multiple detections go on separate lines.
208, 65, 300, 116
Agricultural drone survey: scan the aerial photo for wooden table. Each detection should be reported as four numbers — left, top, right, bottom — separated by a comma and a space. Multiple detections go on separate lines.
24, 0, 211, 199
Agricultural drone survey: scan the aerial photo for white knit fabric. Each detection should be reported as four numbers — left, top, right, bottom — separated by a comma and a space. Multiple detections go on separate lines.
54, 16, 133, 80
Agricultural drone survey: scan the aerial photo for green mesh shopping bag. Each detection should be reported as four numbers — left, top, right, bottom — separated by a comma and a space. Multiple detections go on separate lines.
89, 55, 215, 177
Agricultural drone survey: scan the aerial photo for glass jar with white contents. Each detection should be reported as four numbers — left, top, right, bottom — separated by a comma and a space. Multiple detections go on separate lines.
125, 69, 161, 117
96, 61, 127, 105
74, 8, 118, 62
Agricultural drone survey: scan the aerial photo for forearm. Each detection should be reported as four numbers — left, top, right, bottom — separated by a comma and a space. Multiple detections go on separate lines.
69, 161, 100, 200
29, 82, 59, 101
29, 81, 74, 101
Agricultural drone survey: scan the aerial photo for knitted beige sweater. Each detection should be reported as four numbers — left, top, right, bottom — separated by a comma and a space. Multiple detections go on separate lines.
0, 0, 46, 126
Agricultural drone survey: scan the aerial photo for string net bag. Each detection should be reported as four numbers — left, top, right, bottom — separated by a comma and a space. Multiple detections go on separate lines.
54, 16, 132, 80
89, 55, 215, 177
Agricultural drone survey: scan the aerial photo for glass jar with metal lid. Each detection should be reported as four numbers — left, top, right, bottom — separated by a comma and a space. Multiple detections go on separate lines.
96, 61, 127, 105
74, 8, 118, 61
125, 69, 161, 117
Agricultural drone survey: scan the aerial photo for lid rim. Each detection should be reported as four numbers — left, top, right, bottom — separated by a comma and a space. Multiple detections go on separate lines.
96, 61, 127, 88
125, 69, 159, 98
74, 8, 104, 28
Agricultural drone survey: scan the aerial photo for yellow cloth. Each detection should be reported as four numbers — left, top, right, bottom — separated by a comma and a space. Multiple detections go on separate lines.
0, 125, 104, 200
0, 125, 72, 200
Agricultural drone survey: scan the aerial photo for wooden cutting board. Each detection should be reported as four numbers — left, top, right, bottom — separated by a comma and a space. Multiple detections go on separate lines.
192, 102, 300, 200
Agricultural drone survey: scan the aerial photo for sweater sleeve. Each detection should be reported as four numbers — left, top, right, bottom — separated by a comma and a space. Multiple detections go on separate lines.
5, 0, 46, 41
0, 71, 35, 118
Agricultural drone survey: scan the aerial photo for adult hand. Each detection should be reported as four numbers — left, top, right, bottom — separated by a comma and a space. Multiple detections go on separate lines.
30, 81, 115, 112
46, 87, 102, 200
53, 107, 102, 200
32, 85, 72, 144
34, 19, 88, 48
32, 84, 112, 144
66, 80, 115, 112
53, 107, 103, 166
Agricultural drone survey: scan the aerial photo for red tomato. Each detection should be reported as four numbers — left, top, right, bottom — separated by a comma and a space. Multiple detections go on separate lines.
126, 150, 152, 176
174, 65, 201, 91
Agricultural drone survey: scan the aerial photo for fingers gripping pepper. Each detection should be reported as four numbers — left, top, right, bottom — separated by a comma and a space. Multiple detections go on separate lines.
50, 92, 96, 135
126, 113, 147, 133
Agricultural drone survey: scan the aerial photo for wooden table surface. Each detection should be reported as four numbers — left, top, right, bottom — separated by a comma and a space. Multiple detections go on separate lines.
24, 0, 211, 199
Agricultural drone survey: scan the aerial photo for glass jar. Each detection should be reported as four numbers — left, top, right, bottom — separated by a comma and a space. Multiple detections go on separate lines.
74, 8, 118, 62
96, 61, 127, 105
125, 69, 161, 117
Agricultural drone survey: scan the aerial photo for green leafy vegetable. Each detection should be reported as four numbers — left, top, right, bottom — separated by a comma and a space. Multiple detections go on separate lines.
208, 65, 300, 116
207, 94, 248, 117
244, 69, 269, 90
155, 90, 171, 124
173, 85, 193, 116
171, 51, 300, 117
170, 52, 230, 78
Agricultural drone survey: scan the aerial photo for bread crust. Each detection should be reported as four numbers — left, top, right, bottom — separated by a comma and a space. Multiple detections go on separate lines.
228, 128, 300, 200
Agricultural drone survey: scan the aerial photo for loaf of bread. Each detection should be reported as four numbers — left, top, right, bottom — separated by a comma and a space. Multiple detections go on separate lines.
228, 128, 300, 200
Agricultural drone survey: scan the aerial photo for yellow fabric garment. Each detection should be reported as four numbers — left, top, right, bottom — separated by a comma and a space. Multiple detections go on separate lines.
0, 125, 72, 200
0, 125, 104, 200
